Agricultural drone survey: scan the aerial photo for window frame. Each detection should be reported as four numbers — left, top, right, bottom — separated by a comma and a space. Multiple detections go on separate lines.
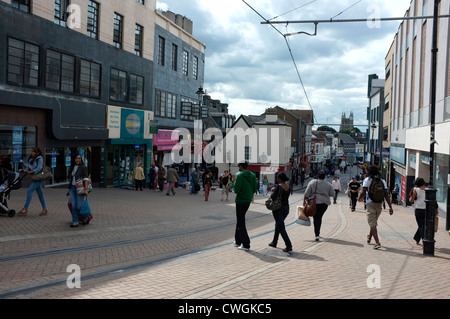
113, 13, 123, 49
7, 37, 40, 87
135, 24, 143, 57
87, 0, 99, 39
182, 50, 189, 76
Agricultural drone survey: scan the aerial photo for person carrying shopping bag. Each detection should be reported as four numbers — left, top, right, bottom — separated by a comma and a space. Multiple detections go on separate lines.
67, 154, 91, 227
18, 147, 48, 217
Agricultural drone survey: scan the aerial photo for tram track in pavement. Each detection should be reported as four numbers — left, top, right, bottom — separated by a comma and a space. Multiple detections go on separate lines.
0, 176, 352, 299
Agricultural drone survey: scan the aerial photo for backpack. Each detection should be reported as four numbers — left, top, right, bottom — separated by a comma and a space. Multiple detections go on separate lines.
368, 177, 385, 203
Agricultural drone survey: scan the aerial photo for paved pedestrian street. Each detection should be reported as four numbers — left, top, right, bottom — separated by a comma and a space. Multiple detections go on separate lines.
1, 180, 449, 307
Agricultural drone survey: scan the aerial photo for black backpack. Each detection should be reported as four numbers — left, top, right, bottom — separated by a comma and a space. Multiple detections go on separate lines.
368, 177, 385, 203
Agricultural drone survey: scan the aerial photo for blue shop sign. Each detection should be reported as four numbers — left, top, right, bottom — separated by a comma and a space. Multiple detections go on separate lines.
390, 146, 406, 165
121, 109, 144, 139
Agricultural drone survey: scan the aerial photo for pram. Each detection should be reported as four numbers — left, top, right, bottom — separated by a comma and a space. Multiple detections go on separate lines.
391, 191, 399, 205
0, 170, 27, 217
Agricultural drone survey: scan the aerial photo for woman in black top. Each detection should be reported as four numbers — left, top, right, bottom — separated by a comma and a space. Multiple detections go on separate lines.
268, 173, 292, 253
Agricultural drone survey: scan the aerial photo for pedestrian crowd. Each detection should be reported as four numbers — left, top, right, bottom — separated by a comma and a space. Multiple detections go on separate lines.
3, 148, 445, 251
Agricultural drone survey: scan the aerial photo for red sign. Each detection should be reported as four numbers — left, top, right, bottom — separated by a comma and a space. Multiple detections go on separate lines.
401, 176, 406, 203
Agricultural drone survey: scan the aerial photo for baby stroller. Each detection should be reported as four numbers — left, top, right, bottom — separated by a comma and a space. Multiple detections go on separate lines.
0, 170, 27, 217
391, 191, 399, 205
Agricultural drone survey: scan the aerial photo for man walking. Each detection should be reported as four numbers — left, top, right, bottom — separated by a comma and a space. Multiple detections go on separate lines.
348, 176, 361, 211
166, 165, 180, 196
234, 162, 257, 251
331, 176, 341, 204
358, 165, 394, 249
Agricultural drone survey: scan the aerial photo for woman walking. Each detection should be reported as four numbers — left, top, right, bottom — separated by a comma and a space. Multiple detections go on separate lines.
268, 173, 292, 253
203, 170, 213, 201
303, 171, 335, 241
409, 177, 426, 245
67, 154, 90, 227
18, 147, 48, 216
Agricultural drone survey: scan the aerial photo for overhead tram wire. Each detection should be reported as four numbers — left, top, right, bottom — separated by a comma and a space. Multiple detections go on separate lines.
268, 0, 319, 21
241, 0, 319, 125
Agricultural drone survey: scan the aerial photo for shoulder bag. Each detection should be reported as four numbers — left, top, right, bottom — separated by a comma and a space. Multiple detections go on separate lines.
31, 166, 53, 182
265, 185, 283, 211
303, 180, 318, 217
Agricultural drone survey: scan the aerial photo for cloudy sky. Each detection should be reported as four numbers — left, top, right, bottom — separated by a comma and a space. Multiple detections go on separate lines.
156, 0, 412, 129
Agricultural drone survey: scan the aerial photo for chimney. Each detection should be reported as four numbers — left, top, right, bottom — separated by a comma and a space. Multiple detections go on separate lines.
265, 108, 278, 123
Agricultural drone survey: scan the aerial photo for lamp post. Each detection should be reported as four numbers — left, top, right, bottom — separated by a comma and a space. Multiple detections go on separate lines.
371, 122, 377, 165
423, 0, 439, 256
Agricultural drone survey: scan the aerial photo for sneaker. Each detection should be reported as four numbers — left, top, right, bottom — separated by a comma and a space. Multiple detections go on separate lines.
315, 236, 320, 242
283, 247, 292, 253
268, 242, 276, 248
237, 244, 250, 251
374, 243, 381, 249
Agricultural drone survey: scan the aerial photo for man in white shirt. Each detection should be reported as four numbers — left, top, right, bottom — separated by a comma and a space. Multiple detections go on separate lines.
358, 165, 394, 249
331, 176, 341, 204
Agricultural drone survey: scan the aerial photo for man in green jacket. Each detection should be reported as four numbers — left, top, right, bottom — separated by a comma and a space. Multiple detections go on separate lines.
234, 162, 257, 250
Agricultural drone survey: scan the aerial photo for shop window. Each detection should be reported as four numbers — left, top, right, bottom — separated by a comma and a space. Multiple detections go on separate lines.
0, 125, 36, 171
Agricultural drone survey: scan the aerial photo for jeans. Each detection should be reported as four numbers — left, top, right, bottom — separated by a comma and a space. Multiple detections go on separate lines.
271, 204, 292, 249
350, 193, 358, 210
313, 203, 329, 237
25, 181, 47, 209
414, 208, 426, 243
235, 202, 251, 248
333, 190, 339, 203
69, 185, 85, 225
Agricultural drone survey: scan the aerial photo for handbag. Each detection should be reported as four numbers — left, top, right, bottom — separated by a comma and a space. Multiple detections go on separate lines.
31, 166, 53, 182
303, 180, 318, 217
76, 178, 93, 195
265, 185, 283, 211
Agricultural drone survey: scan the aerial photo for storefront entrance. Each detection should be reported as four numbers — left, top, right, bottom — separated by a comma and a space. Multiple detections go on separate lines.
106, 144, 146, 187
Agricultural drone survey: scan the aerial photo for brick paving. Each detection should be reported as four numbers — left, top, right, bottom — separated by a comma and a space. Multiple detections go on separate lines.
1, 179, 449, 300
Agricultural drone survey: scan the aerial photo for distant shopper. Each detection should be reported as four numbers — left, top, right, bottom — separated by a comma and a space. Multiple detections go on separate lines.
262, 175, 269, 196
234, 162, 257, 250
358, 165, 393, 249
220, 170, 230, 201
134, 163, 145, 191
348, 176, 361, 211
148, 164, 156, 190
18, 147, 48, 217
331, 176, 341, 204
303, 171, 335, 241
157, 165, 165, 192
166, 165, 180, 196
409, 177, 426, 245
203, 170, 213, 201
190, 168, 199, 195
268, 173, 292, 253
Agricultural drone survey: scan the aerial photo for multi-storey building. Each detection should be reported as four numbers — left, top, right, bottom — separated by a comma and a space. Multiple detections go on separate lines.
0, 1, 221, 188
387, 0, 449, 211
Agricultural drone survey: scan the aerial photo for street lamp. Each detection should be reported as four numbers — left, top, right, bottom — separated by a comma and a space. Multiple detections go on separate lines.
196, 87, 205, 120
371, 122, 377, 165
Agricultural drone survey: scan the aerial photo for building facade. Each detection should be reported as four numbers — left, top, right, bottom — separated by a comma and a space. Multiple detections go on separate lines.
387, 0, 449, 212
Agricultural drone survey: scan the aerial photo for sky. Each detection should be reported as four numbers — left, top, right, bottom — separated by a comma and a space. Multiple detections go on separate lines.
156, 0, 413, 130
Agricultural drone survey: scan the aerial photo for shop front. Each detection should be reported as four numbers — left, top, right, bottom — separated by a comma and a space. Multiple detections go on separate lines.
105, 106, 154, 188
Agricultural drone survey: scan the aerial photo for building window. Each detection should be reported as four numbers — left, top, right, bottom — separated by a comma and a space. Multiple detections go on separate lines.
113, 13, 123, 49
166, 92, 177, 118
11, 0, 31, 13
7, 38, 39, 87
155, 90, 177, 119
193, 56, 198, 80
110, 68, 127, 101
136, 0, 144, 4
135, 24, 143, 57
155, 90, 166, 117
87, 1, 99, 39
182, 50, 189, 76
45, 49, 75, 92
54, 0, 70, 27
158, 36, 165, 66
171, 44, 178, 71
80, 59, 101, 97
129, 74, 144, 105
